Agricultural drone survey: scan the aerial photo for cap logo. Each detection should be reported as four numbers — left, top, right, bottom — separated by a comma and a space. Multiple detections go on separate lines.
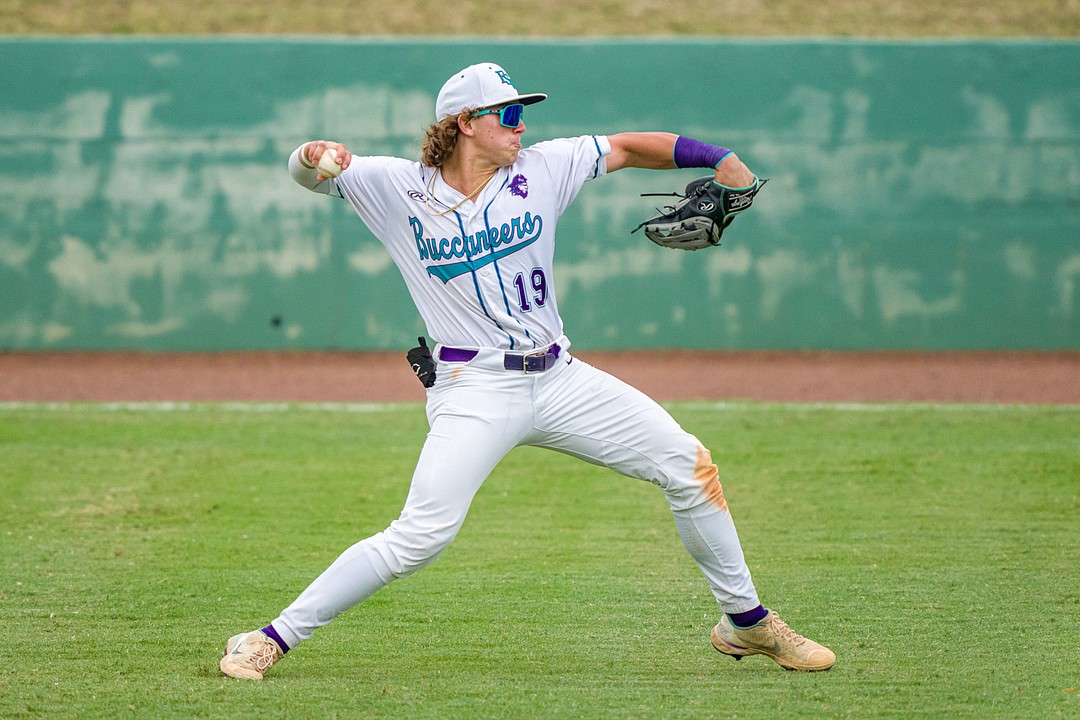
495, 70, 516, 87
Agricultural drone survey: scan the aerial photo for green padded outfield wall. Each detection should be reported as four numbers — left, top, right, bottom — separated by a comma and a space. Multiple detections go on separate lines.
1, 38, 1078, 350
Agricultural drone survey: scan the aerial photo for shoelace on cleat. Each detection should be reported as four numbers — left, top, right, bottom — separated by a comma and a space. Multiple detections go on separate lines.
768, 616, 807, 647
242, 640, 280, 671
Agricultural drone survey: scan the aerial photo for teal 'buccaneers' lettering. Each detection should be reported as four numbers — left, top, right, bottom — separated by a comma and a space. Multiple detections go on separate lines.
411, 213, 544, 283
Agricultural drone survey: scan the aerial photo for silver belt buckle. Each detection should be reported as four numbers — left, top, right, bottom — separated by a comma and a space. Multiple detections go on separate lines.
520, 348, 547, 373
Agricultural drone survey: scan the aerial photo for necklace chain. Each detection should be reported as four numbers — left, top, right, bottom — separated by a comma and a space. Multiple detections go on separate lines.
426, 168, 499, 217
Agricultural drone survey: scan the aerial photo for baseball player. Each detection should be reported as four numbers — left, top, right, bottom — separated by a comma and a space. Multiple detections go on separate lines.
220, 62, 835, 679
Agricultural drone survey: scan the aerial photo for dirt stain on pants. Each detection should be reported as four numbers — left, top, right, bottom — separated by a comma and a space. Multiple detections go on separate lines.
694, 445, 727, 512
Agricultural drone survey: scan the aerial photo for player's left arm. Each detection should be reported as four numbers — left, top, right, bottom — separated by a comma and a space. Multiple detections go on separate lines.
606, 132, 754, 187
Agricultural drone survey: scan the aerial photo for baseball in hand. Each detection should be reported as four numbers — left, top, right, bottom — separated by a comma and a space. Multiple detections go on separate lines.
316, 148, 343, 178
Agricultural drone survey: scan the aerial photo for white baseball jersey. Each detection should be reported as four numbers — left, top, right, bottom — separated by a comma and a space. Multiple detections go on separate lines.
316, 135, 610, 352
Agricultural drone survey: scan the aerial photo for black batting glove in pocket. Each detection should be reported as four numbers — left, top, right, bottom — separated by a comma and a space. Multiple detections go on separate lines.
407, 336, 437, 388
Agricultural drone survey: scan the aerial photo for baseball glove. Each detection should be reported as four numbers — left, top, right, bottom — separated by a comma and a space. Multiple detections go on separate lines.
632, 175, 768, 250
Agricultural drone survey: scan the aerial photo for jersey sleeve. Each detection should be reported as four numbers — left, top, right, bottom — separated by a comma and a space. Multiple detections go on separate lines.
523, 135, 611, 215
328, 156, 418, 237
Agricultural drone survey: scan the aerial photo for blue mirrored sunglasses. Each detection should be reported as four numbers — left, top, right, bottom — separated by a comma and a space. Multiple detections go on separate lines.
472, 103, 525, 128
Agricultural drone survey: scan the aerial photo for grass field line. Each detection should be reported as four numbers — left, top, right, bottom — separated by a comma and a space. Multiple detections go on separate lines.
1, 400, 1077, 413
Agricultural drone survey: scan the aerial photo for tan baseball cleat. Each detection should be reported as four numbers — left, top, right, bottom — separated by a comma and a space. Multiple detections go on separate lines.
711, 610, 835, 672
220, 630, 283, 680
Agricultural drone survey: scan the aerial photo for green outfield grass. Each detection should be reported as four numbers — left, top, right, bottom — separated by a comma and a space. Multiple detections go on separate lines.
1, 402, 1077, 719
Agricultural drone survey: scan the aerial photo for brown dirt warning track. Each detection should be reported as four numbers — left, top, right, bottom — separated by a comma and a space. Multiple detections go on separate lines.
1, 350, 1077, 404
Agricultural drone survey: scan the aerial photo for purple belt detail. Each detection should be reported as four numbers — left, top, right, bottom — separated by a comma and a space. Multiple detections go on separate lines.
439, 343, 562, 374
438, 347, 479, 363
504, 342, 561, 373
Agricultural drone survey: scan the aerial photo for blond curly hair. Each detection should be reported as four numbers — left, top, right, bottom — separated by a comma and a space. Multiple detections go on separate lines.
420, 110, 472, 168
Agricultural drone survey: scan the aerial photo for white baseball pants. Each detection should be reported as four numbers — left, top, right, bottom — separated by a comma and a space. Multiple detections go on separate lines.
271, 346, 759, 648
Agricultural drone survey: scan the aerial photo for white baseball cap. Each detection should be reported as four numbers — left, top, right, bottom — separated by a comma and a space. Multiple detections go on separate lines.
435, 62, 547, 121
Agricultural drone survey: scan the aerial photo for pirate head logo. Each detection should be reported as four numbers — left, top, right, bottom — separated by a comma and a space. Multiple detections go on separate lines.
509, 174, 529, 198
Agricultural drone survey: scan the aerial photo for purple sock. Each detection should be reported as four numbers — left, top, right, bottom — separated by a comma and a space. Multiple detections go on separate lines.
727, 605, 768, 628
261, 624, 290, 653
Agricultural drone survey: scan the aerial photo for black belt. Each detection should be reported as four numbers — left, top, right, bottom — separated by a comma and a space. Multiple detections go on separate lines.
439, 343, 562, 373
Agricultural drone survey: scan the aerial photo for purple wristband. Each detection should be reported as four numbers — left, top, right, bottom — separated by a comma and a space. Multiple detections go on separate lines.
673, 136, 733, 169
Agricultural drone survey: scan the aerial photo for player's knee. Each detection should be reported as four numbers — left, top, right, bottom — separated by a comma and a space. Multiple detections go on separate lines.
382, 519, 461, 577
660, 443, 729, 513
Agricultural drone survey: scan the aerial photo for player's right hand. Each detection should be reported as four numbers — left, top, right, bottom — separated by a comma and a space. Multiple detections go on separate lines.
305, 140, 352, 180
